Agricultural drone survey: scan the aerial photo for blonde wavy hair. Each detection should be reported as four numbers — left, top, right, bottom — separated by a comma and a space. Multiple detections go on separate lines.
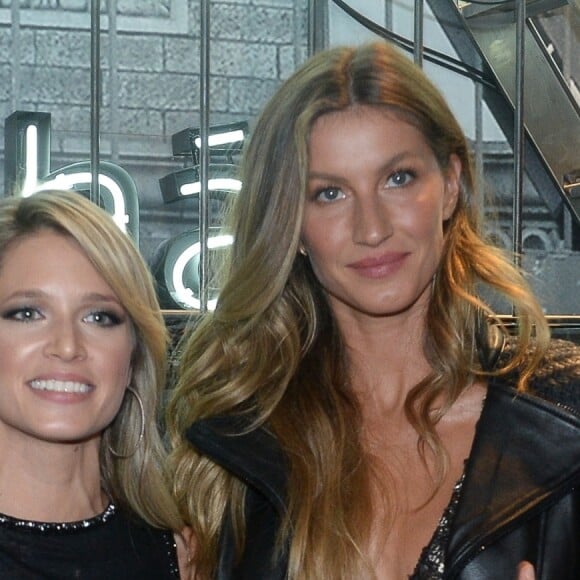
0, 189, 182, 531
168, 42, 550, 578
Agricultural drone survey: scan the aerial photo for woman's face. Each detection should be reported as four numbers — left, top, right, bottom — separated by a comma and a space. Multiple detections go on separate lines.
0, 229, 134, 449
301, 106, 461, 325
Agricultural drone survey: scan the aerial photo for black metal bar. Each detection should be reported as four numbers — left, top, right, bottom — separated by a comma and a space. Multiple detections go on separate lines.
199, 0, 211, 313
90, 0, 101, 204
512, 0, 526, 318
309, 0, 328, 55
414, 0, 424, 67
475, 81, 485, 222
11, 1, 21, 113
108, 0, 119, 161
513, 0, 526, 268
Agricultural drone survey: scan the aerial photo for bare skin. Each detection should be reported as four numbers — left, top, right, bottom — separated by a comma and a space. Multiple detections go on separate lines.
175, 529, 195, 580
332, 317, 530, 580
0, 232, 133, 521
517, 562, 535, 580
340, 304, 485, 578
361, 379, 486, 576
303, 106, 533, 578
0, 230, 193, 579
303, 106, 465, 576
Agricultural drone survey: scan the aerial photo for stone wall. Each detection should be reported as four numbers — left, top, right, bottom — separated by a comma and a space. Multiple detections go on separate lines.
0, 0, 308, 260
1, 1, 580, 314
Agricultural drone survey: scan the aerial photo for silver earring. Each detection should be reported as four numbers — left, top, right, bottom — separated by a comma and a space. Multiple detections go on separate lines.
108, 387, 145, 459
299, 244, 308, 257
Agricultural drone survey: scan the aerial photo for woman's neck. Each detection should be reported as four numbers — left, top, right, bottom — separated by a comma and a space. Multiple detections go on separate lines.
0, 433, 107, 522
342, 314, 431, 414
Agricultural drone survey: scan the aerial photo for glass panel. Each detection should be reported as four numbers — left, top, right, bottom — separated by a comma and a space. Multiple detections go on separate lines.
3, 1, 578, 318
0, 0, 309, 315
324, 0, 580, 317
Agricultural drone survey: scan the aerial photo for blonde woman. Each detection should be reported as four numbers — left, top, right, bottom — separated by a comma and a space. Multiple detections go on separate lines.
0, 190, 191, 578
168, 42, 579, 579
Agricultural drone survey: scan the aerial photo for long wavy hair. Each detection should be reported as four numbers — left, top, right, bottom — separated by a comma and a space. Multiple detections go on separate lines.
168, 42, 550, 578
0, 189, 182, 531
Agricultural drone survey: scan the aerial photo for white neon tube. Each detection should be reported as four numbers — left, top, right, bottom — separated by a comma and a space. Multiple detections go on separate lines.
180, 178, 242, 197
171, 234, 233, 310
31, 172, 129, 232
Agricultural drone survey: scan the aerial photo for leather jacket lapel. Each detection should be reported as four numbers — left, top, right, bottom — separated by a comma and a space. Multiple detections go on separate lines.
446, 380, 580, 576
186, 417, 289, 579
186, 415, 287, 515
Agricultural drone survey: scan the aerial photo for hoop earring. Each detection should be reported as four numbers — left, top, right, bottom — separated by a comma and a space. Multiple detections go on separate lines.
108, 387, 145, 459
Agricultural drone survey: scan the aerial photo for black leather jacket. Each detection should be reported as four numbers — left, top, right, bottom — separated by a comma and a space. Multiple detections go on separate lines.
186, 342, 580, 579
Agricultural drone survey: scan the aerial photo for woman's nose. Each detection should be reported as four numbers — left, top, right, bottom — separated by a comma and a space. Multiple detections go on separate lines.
43, 321, 86, 361
352, 195, 393, 246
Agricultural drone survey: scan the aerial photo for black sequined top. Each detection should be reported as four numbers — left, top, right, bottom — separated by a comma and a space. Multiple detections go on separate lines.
0, 503, 180, 579
410, 473, 466, 579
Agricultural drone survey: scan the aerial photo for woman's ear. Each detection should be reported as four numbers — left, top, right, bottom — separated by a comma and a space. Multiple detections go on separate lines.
443, 153, 462, 220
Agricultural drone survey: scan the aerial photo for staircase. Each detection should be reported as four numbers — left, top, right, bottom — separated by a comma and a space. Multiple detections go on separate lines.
427, 0, 580, 222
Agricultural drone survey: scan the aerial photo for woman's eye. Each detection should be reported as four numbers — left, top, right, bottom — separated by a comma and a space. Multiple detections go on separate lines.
84, 311, 123, 327
315, 187, 345, 203
386, 170, 415, 188
2, 307, 43, 322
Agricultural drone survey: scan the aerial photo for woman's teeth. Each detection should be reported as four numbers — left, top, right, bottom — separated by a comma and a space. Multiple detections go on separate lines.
30, 379, 90, 393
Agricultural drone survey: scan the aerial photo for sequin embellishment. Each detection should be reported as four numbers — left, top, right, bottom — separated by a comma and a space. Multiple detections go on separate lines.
409, 473, 465, 579
0, 503, 116, 533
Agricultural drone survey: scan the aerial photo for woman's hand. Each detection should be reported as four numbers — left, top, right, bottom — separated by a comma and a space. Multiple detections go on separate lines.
516, 561, 535, 580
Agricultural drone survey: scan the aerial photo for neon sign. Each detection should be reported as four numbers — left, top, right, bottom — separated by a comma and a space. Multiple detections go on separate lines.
152, 229, 233, 310
4, 112, 246, 311
156, 122, 248, 310
4, 111, 139, 242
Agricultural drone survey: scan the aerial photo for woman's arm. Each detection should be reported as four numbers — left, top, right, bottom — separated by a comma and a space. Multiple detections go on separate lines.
175, 528, 196, 580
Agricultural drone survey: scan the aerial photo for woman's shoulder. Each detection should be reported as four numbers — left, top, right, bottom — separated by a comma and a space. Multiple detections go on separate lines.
115, 510, 181, 578
500, 337, 580, 413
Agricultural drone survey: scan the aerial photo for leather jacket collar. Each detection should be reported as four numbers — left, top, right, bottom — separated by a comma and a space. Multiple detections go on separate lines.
186, 414, 287, 515
186, 378, 580, 578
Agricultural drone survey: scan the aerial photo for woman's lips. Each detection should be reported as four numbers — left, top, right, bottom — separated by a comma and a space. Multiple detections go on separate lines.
347, 252, 409, 278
